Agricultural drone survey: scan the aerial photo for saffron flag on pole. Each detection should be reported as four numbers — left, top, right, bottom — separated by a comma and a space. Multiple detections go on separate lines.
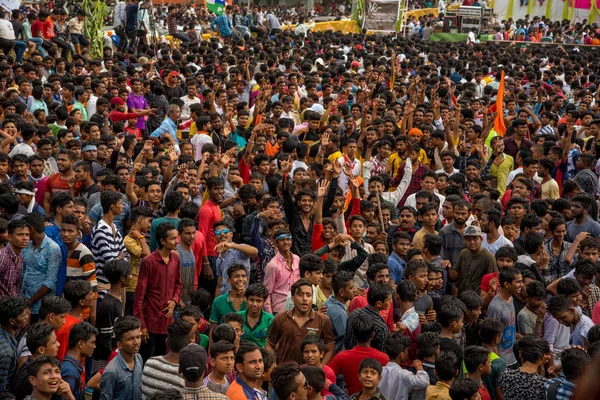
493, 71, 507, 137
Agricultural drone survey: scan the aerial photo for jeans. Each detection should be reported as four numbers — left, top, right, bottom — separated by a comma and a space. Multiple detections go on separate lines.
14, 40, 27, 62
170, 32, 190, 43
70, 33, 90, 46
28, 37, 47, 57
51, 37, 71, 58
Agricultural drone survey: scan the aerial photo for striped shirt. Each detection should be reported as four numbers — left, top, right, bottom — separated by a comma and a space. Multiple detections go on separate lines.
0, 244, 23, 299
140, 356, 184, 398
66, 243, 97, 289
91, 219, 129, 298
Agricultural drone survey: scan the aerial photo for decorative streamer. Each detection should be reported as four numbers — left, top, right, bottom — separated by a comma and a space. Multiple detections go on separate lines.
507, 0, 515, 19
528, 0, 535, 18
546, 0, 552, 19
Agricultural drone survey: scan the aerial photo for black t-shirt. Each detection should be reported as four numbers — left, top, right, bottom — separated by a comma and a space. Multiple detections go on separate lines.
79, 183, 100, 202
164, 85, 184, 102
11, 20, 24, 40
93, 293, 123, 361
440, 337, 464, 370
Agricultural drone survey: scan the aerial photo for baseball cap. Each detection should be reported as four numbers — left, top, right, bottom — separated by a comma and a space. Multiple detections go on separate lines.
351, 60, 360, 68
110, 97, 125, 106
463, 225, 482, 237
179, 344, 207, 380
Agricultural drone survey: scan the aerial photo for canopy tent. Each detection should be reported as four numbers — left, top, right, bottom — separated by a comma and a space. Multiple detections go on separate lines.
491, 0, 600, 25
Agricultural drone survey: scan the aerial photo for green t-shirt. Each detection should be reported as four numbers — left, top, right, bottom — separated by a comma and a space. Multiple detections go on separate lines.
209, 293, 246, 325
238, 309, 274, 348
149, 216, 180, 251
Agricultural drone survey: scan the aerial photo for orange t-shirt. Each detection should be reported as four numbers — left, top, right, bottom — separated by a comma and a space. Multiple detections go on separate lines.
55, 315, 82, 361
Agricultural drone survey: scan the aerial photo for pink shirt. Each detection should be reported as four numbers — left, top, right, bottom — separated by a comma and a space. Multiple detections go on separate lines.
263, 252, 300, 314
197, 199, 221, 257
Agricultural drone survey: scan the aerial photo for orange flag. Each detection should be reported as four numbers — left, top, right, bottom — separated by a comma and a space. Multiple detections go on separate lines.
493, 71, 507, 137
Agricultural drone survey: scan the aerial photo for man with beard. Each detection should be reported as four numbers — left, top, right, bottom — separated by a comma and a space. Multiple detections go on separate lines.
43, 149, 81, 214
198, 177, 225, 296
439, 200, 470, 269
281, 157, 338, 256
448, 225, 498, 294
266, 279, 335, 365
226, 342, 267, 400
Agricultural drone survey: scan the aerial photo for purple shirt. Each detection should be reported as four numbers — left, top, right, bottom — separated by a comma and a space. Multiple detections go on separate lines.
126, 93, 149, 130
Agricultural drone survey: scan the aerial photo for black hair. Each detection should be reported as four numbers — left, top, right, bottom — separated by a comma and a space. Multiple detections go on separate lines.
435, 351, 459, 381
404, 260, 429, 279
223, 312, 244, 327
39, 296, 71, 320
227, 264, 247, 279
244, 283, 269, 300
211, 324, 236, 344
517, 334, 549, 363
478, 318, 504, 344
437, 303, 464, 328
26, 323, 56, 354
556, 278, 581, 297
100, 190, 123, 214
301, 365, 326, 393
68, 321, 98, 350
463, 346, 490, 374
588, 325, 600, 344
458, 291, 482, 311
397, 280, 417, 302
495, 245, 518, 262
366, 282, 393, 307
560, 347, 591, 381
167, 319, 193, 353
449, 378, 480, 400
103, 259, 131, 285
156, 222, 177, 249
499, 267, 522, 286
525, 280, 546, 299
272, 362, 302, 400
210, 340, 236, 359
417, 332, 440, 360
164, 191, 184, 213
575, 259, 597, 279
358, 358, 382, 376
523, 232, 544, 255
299, 254, 324, 277
27, 355, 60, 378
180, 305, 203, 322
234, 341, 260, 367
349, 316, 375, 343
62, 280, 92, 308
300, 335, 325, 353
366, 263, 389, 282
114, 316, 141, 342
423, 234, 442, 256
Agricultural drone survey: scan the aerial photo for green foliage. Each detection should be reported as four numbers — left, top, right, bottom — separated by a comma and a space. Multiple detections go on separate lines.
82, 0, 108, 59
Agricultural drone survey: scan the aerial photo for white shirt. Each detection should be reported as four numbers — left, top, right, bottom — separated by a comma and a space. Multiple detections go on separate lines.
179, 95, 201, 121
379, 361, 430, 400
336, 156, 361, 194
436, 168, 459, 177
481, 233, 513, 253
8, 143, 34, 158
113, 1, 127, 28
405, 192, 445, 219
190, 133, 213, 161
87, 95, 98, 118
507, 167, 540, 186
0, 19, 15, 40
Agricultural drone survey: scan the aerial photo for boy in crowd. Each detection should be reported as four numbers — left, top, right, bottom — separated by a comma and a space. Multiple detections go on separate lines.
329, 317, 390, 396
405, 260, 435, 324
238, 283, 273, 348
350, 358, 387, 399
438, 303, 465, 368
379, 334, 429, 400
544, 347, 591, 399
449, 378, 480, 400
478, 318, 507, 400
100, 316, 143, 400
463, 346, 493, 400
517, 280, 546, 335
13, 323, 61, 399
301, 335, 336, 390
210, 264, 248, 338
396, 280, 420, 338
25, 356, 77, 400
94, 260, 131, 372
459, 291, 483, 347
205, 340, 236, 395
56, 281, 94, 361
62, 322, 98, 400
547, 295, 595, 348
426, 351, 459, 400
325, 270, 356, 352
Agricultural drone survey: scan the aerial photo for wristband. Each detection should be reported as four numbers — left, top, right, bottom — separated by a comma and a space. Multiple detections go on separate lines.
129, 178, 135, 183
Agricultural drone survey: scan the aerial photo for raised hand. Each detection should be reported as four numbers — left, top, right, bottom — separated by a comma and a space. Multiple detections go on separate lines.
321, 132, 330, 148
317, 179, 330, 197
342, 162, 353, 177
349, 174, 360, 189
143, 140, 154, 152
332, 160, 343, 176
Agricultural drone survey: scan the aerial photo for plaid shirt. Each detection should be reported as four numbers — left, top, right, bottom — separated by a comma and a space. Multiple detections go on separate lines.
439, 222, 466, 268
0, 244, 23, 299
181, 386, 229, 400
582, 283, 600, 318
544, 374, 576, 400
167, 8, 185, 35
210, 14, 233, 37
390, 163, 430, 208
0, 328, 17, 392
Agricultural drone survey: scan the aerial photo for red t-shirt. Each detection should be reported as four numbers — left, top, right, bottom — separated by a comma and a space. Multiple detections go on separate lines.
197, 199, 221, 257
31, 20, 44, 38
45, 173, 82, 197
328, 345, 389, 395
55, 315, 82, 361
238, 157, 251, 184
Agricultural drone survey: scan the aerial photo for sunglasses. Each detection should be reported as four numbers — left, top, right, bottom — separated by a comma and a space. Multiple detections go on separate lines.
215, 229, 230, 235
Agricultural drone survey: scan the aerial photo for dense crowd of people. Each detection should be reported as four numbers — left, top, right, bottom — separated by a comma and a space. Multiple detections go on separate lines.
2, 1, 600, 400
